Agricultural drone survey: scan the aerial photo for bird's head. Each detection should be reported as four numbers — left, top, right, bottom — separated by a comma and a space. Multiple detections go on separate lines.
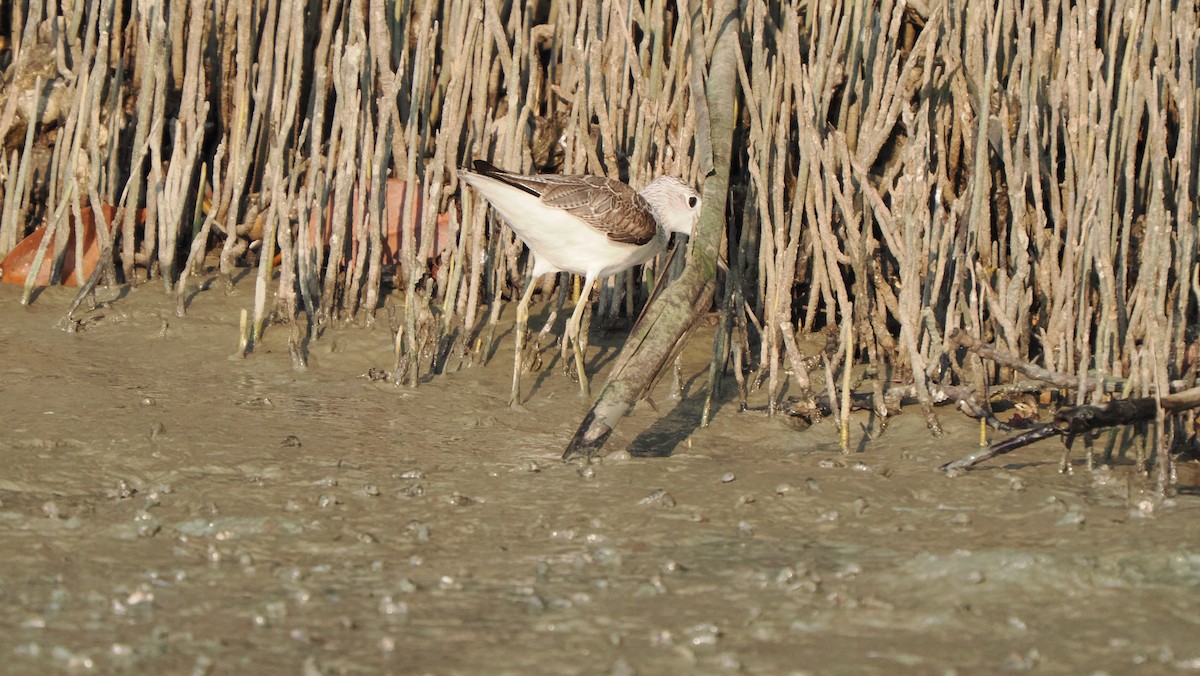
640, 176, 701, 237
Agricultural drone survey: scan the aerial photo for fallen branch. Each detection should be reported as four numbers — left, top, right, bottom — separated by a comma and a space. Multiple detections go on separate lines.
1162, 385, 1200, 412
942, 328, 1200, 471
773, 382, 980, 416
950, 328, 1092, 391
938, 395, 1196, 471
562, 0, 738, 462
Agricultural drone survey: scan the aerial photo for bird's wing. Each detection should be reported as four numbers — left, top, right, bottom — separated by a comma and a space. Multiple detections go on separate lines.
470, 160, 657, 246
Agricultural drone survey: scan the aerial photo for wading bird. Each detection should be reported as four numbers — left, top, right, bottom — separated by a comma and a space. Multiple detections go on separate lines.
460, 160, 701, 406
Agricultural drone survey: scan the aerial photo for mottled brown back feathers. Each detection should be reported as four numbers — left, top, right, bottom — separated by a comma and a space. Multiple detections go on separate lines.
470, 160, 657, 246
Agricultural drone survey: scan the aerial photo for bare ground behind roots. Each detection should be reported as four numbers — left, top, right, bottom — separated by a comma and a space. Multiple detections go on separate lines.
2, 279, 1200, 674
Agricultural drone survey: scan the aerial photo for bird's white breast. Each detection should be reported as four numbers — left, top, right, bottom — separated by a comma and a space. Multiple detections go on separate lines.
463, 172, 666, 280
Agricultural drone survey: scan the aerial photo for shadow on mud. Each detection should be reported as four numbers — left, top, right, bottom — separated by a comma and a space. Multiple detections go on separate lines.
630, 371, 737, 458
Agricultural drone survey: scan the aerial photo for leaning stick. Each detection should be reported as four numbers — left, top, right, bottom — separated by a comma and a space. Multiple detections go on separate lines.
950, 328, 1098, 391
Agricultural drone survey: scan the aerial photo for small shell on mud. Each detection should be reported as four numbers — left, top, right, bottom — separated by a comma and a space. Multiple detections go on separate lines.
715, 653, 742, 669
406, 521, 431, 542
774, 566, 797, 585
108, 479, 138, 500
134, 510, 160, 537
682, 622, 721, 647
149, 421, 167, 440
593, 547, 622, 566
1056, 509, 1085, 527
49, 647, 95, 670
378, 596, 408, 616
447, 492, 475, 506
638, 489, 676, 507
41, 501, 64, 519
835, 562, 863, 579
636, 575, 668, 596
362, 367, 390, 382
720, 472, 736, 483
1130, 500, 1156, 518
1002, 648, 1042, 670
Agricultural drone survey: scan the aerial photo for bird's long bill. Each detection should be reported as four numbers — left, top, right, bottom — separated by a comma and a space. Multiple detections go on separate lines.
629, 236, 688, 334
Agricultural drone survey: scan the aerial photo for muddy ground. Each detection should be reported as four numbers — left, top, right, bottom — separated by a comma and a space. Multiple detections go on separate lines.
1, 276, 1199, 675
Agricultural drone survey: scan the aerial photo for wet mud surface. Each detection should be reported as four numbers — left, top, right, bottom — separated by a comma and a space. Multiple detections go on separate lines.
2, 280, 1200, 674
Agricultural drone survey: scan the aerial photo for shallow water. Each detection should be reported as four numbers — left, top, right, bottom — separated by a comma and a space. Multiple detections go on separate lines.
1, 279, 1198, 674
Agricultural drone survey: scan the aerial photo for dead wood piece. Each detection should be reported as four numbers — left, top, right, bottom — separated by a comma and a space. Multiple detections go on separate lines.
1162, 385, 1200, 412
562, 1, 738, 462
950, 328, 1084, 390
1052, 398, 1158, 434
939, 425, 1064, 472
940, 397, 1161, 472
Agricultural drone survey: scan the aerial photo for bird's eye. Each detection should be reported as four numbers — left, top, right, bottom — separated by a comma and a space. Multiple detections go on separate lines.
688, 196, 698, 208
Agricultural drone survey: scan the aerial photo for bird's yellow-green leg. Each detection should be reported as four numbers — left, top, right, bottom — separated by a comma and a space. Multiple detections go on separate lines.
560, 276, 578, 365
565, 275, 597, 399
510, 276, 538, 408
528, 277, 567, 367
